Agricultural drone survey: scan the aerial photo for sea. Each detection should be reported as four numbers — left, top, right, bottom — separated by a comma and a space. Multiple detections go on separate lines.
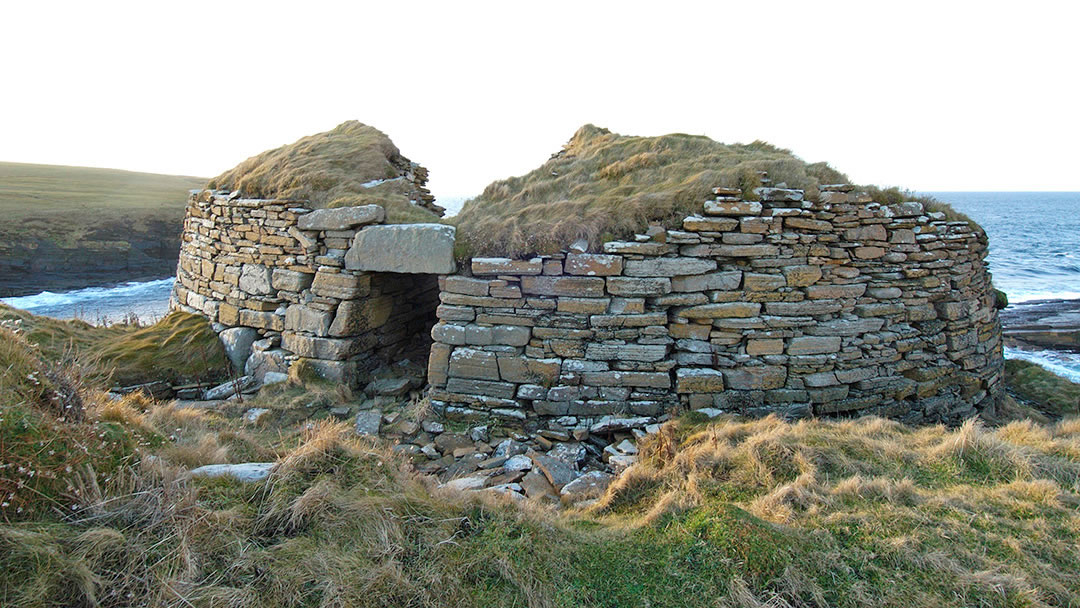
926, 192, 1080, 383
2, 192, 1078, 379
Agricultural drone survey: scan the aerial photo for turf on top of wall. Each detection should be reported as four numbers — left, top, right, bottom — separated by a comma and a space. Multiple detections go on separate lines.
453, 124, 969, 258
206, 121, 443, 224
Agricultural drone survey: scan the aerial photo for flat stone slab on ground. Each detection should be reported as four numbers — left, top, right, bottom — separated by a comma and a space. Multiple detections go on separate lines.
204, 376, 257, 400
560, 471, 614, 504
189, 462, 274, 482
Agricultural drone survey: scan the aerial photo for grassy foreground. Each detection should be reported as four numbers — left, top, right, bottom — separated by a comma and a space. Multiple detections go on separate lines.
3, 306, 1080, 606
3, 401, 1080, 607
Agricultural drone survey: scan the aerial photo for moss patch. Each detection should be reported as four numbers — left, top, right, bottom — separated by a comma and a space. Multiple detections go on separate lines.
1005, 358, 1080, 417
0, 305, 227, 386
95, 311, 227, 386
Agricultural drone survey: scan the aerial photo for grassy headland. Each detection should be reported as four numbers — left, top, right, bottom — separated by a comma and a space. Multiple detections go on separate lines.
2, 306, 1080, 606
0, 161, 204, 296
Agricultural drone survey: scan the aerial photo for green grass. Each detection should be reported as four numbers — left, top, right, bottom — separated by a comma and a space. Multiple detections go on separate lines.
0, 304, 227, 387
1005, 359, 1080, 418
4, 307, 1077, 605
453, 125, 977, 258
3, 394, 1080, 607
206, 121, 444, 224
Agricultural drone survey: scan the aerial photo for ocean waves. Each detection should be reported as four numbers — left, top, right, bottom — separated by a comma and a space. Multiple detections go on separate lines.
1004, 346, 1080, 384
1, 278, 175, 325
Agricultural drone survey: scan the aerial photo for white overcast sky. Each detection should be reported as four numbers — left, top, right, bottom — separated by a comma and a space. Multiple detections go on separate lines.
2, 0, 1078, 199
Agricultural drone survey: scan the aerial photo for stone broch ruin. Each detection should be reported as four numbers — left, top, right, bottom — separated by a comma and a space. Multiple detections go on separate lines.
172, 182, 1004, 433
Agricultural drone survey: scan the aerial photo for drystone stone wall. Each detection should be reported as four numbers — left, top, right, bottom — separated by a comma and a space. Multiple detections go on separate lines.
171, 190, 455, 385
427, 186, 1004, 431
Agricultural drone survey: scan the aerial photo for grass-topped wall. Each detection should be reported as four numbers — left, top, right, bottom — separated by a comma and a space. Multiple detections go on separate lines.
207, 121, 445, 223
452, 125, 977, 258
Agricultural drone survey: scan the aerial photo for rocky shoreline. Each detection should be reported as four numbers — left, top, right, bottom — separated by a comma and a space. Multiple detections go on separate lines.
1001, 298, 1080, 353
0, 238, 180, 298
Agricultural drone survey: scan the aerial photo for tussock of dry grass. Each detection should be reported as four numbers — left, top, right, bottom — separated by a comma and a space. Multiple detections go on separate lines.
4, 310, 1080, 607
588, 414, 1080, 606
5, 404, 1080, 606
206, 121, 442, 224
454, 125, 975, 258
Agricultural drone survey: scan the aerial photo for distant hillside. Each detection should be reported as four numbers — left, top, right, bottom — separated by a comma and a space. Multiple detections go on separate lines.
0, 162, 205, 296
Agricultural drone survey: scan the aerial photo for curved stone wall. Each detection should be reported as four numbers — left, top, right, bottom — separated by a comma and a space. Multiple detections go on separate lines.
174, 185, 1004, 429
171, 190, 453, 384
427, 186, 1004, 428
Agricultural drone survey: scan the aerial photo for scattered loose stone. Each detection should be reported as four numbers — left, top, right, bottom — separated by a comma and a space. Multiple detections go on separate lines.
189, 463, 274, 482
243, 408, 271, 424
560, 471, 614, 504
355, 410, 382, 437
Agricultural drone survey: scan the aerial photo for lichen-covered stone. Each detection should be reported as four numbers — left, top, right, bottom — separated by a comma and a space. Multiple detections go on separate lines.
297, 205, 385, 231
345, 223, 456, 274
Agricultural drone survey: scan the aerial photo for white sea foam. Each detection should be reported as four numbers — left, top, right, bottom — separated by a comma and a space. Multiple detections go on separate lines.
2, 278, 175, 310
1004, 346, 1080, 384
1006, 291, 1080, 304
2, 278, 175, 325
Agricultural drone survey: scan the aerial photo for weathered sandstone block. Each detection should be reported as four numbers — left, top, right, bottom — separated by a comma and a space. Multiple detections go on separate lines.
472, 257, 543, 275
239, 264, 272, 295
271, 269, 314, 292
311, 270, 370, 299
781, 265, 822, 287
345, 224, 456, 274
677, 302, 761, 319
606, 277, 671, 296
282, 332, 362, 360
297, 205, 385, 231
743, 273, 786, 292
703, 200, 762, 216
584, 343, 668, 362
683, 215, 739, 232
721, 366, 787, 390
329, 296, 393, 336
285, 304, 333, 336
670, 271, 742, 292
521, 276, 606, 297
448, 348, 500, 380
787, 336, 842, 355
564, 253, 624, 276
676, 368, 725, 393
623, 257, 716, 277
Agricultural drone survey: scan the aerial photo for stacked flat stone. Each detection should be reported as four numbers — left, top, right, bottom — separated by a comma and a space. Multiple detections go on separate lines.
171, 190, 449, 384
428, 185, 1003, 431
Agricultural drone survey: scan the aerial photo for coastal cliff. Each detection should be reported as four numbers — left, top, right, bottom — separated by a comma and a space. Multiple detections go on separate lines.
0, 161, 203, 296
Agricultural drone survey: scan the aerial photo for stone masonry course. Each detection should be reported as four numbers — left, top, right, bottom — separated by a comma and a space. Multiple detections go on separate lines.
173, 183, 1003, 437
